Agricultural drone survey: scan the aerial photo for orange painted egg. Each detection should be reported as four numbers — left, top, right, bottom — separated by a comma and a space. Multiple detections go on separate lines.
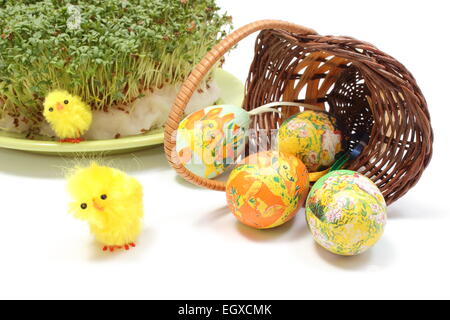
226, 151, 310, 229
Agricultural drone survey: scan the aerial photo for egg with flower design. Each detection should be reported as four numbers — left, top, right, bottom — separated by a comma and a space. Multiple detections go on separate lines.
226, 151, 310, 229
306, 170, 387, 256
278, 111, 342, 172
176, 105, 250, 179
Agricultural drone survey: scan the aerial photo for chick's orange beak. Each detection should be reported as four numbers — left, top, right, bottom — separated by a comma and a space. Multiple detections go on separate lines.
93, 200, 104, 212
56, 103, 64, 111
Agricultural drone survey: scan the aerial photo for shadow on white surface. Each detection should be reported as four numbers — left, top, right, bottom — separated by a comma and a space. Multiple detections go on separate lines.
0, 148, 66, 178
196, 206, 230, 226
196, 205, 313, 243
106, 146, 169, 174
87, 227, 155, 262
174, 169, 231, 190
313, 237, 395, 271
0, 145, 169, 179
175, 175, 202, 190
235, 219, 299, 242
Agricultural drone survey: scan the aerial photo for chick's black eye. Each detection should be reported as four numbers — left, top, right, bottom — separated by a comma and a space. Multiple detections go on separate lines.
101, 194, 107, 200
64, 100, 69, 105
48, 108, 54, 112
80, 203, 87, 210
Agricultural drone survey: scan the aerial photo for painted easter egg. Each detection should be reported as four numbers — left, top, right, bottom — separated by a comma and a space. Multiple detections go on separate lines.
278, 111, 342, 172
176, 105, 250, 179
226, 151, 310, 229
305, 170, 387, 256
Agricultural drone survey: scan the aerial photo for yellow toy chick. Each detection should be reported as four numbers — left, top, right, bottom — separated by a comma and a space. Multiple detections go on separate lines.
43, 90, 92, 143
67, 162, 144, 252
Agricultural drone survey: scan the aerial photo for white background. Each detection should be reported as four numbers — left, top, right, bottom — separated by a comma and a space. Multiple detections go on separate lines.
0, 0, 449, 300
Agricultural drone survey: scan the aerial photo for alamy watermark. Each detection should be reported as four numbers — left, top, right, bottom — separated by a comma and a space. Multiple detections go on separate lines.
172, 125, 280, 167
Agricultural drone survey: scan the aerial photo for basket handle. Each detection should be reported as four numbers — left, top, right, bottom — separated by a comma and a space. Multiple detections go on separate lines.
164, 20, 317, 191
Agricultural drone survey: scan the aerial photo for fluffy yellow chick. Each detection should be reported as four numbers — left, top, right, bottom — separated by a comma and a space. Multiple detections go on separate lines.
43, 90, 92, 143
67, 162, 144, 252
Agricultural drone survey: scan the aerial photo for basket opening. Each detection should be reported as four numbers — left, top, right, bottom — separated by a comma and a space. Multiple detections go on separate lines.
244, 39, 374, 156
166, 23, 431, 205
241, 28, 432, 204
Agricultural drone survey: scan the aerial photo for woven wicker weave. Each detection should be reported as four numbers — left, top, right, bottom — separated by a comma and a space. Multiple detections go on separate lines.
164, 20, 433, 205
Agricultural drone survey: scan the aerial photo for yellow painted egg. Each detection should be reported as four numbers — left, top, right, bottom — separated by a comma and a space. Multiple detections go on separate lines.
306, 170, 387, 256
226, 151, 310, 229
176, 105, 250, 179
278, 111, 342, 172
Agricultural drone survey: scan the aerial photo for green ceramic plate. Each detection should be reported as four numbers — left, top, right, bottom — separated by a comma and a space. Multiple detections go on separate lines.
0, 69, 244, 155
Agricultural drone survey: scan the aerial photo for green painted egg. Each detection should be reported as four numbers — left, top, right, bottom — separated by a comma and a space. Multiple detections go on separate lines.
306, 170, 387, 256
278, 111, 342, 172
176, 105, 250, 179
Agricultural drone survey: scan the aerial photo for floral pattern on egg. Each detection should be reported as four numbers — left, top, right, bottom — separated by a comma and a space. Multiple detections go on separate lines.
226, 151, 310, 229
306, 170, 387, 256
278, 111, 342, 172
176, 105, 250, 179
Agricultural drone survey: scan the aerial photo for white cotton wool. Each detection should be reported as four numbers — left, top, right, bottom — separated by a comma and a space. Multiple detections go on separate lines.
0, 81, 221, 140
83, 80, 221, 140
0, 107, 33, 135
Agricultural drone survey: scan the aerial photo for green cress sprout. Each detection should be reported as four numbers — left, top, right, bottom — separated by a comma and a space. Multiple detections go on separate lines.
0, 0, 232, 132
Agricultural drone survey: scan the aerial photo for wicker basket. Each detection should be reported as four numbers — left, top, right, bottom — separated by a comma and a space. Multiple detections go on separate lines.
164, 20, 433, 205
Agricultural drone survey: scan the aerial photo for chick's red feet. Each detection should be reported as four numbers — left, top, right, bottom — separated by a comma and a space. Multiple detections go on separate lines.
59, 138, 85, 144
103, 243, 136, 252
